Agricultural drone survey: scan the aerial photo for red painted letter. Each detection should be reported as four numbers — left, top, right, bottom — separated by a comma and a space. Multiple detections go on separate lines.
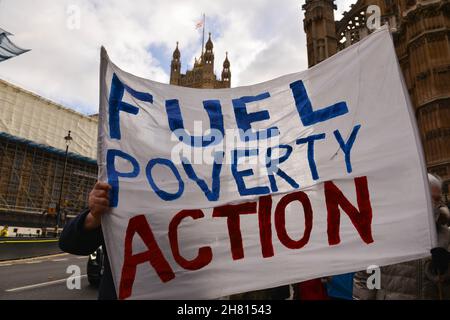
119, 215, 175, 300
169, 209, 213, 270
213, 201, 257, 260
275, 191, 313, 249
325, 176, 374, 245
258, 195, 274, 258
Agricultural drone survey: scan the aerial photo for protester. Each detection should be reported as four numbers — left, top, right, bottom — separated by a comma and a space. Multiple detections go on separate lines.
353, 173, 450, 300
59, 181, 117, 300
294, 278, 329, 300
326, 273, 355, 300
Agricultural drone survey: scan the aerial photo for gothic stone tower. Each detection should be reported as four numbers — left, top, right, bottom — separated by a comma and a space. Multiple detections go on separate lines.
170, 33, 231, 89
302, 0, 450, 201
302, 0, 339, 67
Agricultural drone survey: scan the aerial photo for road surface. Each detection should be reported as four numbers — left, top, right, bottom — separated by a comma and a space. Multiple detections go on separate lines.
0, 253, 98, 300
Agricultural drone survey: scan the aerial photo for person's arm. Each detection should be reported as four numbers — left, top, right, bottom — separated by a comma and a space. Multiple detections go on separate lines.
59, 182, 111, 255
59, 209, 103, 255
352, 270, 377, 300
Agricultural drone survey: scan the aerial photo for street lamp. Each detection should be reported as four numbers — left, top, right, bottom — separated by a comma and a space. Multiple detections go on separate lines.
55, 131, 73, 236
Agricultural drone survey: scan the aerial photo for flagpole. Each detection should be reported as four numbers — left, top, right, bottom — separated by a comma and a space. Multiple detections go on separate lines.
201, 13, 206, 59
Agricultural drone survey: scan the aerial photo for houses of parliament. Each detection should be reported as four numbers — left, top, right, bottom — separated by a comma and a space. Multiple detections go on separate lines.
302, 0, 449, 200
170, 33, 231, 89
170, 0, 449, 200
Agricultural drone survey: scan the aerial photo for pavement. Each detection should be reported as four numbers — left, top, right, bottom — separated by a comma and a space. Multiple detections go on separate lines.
0, 253, 98, 300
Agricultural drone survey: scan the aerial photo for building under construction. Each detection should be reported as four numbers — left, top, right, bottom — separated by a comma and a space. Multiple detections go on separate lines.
0, 32, 229, 231
0, 79, 98, 230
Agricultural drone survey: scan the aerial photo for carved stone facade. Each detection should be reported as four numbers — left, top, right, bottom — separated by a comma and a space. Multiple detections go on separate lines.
303, 0, 450, 201
170, 33, 231, 89
303, 0, 339, 67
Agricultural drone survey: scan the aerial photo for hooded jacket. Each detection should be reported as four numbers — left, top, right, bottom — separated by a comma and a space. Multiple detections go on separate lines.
59, 210, 117, 300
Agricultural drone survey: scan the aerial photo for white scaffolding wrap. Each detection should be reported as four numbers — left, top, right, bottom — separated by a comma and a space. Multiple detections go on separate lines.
0, 79, 98, 159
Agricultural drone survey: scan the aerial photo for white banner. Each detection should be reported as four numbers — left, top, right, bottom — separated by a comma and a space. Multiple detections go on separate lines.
98, 26, 437, 300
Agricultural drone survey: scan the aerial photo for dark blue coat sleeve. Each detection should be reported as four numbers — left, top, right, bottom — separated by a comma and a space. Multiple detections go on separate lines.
59, 209, 103, 255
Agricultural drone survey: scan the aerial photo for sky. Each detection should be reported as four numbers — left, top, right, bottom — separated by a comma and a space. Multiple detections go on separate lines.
0, 0, 355, 115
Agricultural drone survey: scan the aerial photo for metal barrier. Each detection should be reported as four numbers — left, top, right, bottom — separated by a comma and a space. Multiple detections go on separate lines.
0, 237, 62, 261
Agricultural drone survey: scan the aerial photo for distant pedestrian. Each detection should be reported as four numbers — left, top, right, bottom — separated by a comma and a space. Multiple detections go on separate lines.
0, 225, 8, 237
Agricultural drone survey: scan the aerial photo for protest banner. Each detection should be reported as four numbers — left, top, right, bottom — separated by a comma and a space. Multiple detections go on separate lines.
98, 26, 437, 300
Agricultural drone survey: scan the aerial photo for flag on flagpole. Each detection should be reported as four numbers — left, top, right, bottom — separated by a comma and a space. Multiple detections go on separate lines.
0, 28, 30, 62
195, 13, 205, 30
195, 20, 204, 30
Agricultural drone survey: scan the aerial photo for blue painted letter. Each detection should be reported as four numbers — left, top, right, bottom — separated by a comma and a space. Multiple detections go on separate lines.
290, 80, 348, 126
106, 149, 140, 207
181, 152, 224, 201
166, 99, 224, 147
109, 73, 153, 139
266, 145, 299, 192
231, 149, 271, 196
297, 134, 326, 180
232, 93, 279, 141
146, 158, 184, 201
333, 125, 361, 173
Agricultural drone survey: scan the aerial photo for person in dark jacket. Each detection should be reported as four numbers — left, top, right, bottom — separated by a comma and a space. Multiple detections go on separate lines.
353, 173, 450, 300
59, 181, 117, 300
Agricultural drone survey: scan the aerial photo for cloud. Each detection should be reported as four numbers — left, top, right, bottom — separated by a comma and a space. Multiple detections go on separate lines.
0, 0, 355, 114
335, 0, 356, 19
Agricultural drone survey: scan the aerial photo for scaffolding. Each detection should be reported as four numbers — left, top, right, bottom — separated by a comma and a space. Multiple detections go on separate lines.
0, 133, 97, 221
0, 77, 99, 227
0, 78, 98, 160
